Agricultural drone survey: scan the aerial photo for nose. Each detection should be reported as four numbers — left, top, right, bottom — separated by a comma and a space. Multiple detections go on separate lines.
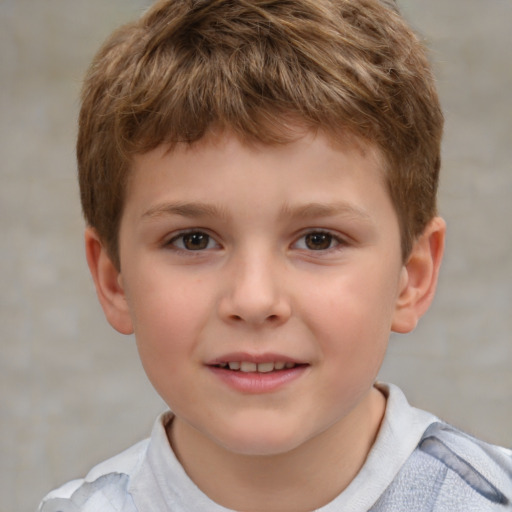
218, 250, 292, 327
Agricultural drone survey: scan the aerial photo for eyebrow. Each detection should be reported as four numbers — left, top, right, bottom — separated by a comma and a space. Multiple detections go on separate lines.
280, 202, 373, 222
141, 200, 372, 224
141, 201, 228, 220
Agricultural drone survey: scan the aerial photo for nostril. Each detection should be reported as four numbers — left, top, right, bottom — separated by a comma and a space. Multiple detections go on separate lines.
228, 313, 280, 323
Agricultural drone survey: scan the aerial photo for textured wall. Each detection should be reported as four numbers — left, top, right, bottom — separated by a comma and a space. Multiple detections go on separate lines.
1, 1, 511, 511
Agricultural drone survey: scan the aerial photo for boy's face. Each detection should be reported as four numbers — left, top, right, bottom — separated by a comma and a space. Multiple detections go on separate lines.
113, 130, 411, 456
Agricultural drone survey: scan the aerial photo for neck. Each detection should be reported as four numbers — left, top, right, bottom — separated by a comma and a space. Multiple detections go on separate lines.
168, 387, 386, 512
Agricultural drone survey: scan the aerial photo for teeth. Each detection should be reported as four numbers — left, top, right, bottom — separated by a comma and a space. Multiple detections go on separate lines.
240, 362, 257, 373
257, 362, 275, 373
220, 361, 296, 372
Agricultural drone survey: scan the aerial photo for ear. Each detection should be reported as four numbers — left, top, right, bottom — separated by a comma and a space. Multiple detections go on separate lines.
84, 227, 134, 335
392, 217, 446, 333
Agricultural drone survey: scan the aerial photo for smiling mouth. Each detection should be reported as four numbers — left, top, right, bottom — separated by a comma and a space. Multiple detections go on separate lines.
213, 361, 304, 373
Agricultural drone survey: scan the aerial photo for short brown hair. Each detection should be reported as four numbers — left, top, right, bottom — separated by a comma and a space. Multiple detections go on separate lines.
78, 0, 443, 268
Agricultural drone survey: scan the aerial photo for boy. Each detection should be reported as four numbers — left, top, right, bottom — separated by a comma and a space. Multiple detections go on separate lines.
39, 0, 512, 510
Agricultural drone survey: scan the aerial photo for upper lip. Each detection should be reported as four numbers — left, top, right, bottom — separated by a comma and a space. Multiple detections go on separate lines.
205, 352, 308, 366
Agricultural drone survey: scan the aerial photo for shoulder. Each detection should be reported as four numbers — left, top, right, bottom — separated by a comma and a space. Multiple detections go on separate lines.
419, 422, 512, 506
38, 438, 149, 512
374, 420, 512, 511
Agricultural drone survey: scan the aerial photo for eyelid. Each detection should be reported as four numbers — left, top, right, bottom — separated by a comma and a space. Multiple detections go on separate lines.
292, 229, 348, 252
165, 229, 221, 252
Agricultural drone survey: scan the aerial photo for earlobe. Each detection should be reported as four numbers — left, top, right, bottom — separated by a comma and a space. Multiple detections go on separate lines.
84, 227, 134, 335
392, 217, 446, 334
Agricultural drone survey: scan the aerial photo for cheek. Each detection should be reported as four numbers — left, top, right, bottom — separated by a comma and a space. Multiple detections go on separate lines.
128, 267, 209, 326
301, 271, 395, 362
125, 275, 211, 369
130, 288, 205, 407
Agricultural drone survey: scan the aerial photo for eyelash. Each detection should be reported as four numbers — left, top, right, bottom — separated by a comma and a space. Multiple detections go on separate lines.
293, 230, 346, 252
165, 229, 347, 254
166, 230, 220, 252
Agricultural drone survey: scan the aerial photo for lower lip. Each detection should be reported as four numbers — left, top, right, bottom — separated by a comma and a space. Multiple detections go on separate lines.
207, 365, 308, 394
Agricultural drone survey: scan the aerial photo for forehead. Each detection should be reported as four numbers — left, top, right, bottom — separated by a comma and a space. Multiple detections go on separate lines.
123, 129, 393, 231
130, 127, 386, 186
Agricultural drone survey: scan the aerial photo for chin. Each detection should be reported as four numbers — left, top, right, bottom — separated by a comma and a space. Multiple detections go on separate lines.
210, 420, 310, 457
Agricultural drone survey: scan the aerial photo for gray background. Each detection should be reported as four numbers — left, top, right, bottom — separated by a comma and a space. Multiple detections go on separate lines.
1, 1, 511, 511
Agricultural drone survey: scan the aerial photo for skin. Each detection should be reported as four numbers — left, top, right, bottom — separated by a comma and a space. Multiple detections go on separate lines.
86, 129, 445, 512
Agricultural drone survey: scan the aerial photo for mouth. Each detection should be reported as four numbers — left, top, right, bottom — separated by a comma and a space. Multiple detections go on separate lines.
206, 355, 309, 392
212, 361, 305, 373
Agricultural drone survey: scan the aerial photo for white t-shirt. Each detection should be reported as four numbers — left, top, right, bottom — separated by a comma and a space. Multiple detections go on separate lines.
38, 384, 512, 511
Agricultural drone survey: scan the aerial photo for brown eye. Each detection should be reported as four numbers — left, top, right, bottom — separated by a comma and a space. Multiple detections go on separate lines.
304, 232, 334, 250
170, 231, 215, 251
182, 232, 210, 250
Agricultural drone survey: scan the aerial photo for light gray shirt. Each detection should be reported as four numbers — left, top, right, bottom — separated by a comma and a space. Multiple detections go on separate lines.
38, 384, 512, 511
